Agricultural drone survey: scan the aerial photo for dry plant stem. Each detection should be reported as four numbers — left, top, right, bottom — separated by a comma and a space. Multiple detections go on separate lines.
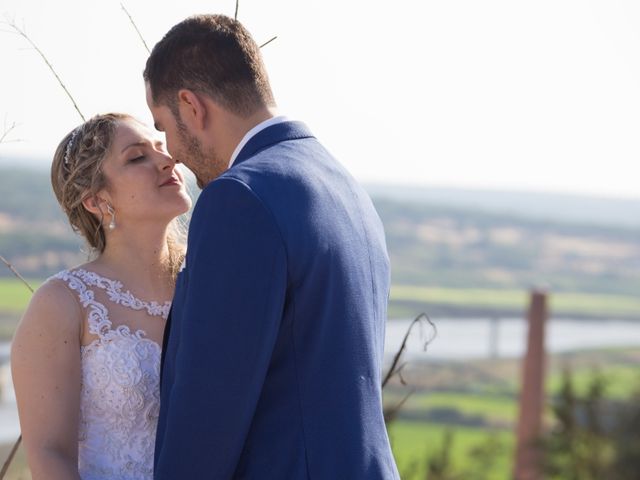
0, 122, 18, 144
1, 15, 83, 480
384, 388, 415, 423
120, 3, 150, 54
0, 436, 21, 480
382, 314, 434, 425
0, 256, 32, 477
0, 255, 34, 293
232, 0, 277, 48
0, 260, 29, 477
5, 20, 85, 122
382, 313, 435, 388
393, 389, 414, 412
259, 36, 278, 49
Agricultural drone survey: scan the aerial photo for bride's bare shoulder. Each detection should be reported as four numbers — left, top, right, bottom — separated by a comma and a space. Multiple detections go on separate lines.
13, 271, 83, 341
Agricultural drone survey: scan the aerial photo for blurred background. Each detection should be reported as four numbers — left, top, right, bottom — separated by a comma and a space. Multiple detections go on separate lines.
1, 1, 639, 478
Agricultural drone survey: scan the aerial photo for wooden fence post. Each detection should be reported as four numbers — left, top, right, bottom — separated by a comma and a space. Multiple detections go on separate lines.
513, 290, 548, 480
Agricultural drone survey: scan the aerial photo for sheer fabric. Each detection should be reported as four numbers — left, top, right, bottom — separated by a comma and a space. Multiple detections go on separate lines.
53, 269, 170, 480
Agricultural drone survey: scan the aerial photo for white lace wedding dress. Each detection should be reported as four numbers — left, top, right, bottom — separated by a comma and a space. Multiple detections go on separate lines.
53, 268, 170, 480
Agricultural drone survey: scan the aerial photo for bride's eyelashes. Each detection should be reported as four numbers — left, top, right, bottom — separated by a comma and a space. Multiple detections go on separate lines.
129, 155, 146, 163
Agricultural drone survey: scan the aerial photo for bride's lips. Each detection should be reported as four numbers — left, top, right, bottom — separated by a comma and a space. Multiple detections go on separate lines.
160, 176, 181, 187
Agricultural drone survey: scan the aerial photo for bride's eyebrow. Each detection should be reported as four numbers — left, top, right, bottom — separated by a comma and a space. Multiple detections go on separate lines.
121, 139, 165, 154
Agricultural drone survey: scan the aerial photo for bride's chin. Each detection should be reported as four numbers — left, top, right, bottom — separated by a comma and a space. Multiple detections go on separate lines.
163, 192, 192, 212
178, 197, 193, 213
172, 202, 192, 219
176, 188, 192, 204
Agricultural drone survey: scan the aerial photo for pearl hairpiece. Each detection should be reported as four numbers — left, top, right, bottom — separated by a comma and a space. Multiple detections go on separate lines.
64, 127, 81, 165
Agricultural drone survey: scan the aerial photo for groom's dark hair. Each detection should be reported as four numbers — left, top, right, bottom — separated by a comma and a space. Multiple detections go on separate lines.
144, 14, 275, 117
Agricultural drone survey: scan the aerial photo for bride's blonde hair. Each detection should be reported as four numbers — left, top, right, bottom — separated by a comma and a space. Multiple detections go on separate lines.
51, 113, 186, 278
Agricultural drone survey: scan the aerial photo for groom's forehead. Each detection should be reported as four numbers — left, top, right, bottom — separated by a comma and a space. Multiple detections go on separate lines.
145, 82, 162, 111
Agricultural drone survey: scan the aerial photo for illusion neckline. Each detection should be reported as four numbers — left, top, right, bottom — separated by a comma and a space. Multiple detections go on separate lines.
69, 267, 172, 316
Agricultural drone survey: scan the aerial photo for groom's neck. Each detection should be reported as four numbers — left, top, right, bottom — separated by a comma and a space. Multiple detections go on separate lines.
215, 105, 279, 163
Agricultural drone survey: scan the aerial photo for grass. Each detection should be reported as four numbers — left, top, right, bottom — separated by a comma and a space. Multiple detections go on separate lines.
1, 423, 514, 480
3, 279, 640, 319
2, 347, 637, 479
0, 279, 40, 314
388, 421, 514, 480
0, 273, 637, 478
384, 348, 640, 478
0, 279, 41, 340
5, 423, 514, 480
546, 364, 640, 399
408, 392, 517, 424
390, 285, 640, 318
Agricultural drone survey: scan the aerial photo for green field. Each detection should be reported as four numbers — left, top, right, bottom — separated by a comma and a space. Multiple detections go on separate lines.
390, 285, 640, 318
2, 348, 638, 479
3, 278, 640, 319
546, 364, 640, 399
0, 422, 513, 480
388, 421, 514, 480
383, 347, 640, 479
0, 273, 638, 479
408, 392, 517, 424
0, 278, 40, 314
0, 278, 41, 339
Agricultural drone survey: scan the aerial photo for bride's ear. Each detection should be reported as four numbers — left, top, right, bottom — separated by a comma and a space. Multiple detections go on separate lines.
82, 195, 109, 217
177, 89, 207, 131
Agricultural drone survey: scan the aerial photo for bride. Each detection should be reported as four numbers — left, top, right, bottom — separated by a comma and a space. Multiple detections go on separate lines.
10, 113, 192, 480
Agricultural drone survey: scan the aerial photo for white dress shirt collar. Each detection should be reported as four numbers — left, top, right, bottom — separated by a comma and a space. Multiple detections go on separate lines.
228, 115, 289, 167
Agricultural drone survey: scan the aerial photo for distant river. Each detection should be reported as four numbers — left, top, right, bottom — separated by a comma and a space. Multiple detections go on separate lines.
384, 317, 640, 360
2, 317, 640, 443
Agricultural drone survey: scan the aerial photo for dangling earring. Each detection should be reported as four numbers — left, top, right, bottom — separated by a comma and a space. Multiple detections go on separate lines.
106, 204, 116, 230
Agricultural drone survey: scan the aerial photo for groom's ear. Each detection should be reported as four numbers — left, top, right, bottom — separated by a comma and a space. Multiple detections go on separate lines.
177, 89, 207, 132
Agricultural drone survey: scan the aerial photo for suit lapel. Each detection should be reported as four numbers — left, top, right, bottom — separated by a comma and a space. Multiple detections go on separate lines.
232, 121, 315, 167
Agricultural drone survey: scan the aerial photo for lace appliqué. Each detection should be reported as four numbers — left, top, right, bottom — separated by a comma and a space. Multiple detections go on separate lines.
52, 269, 168, 480
72, 268, 171, 318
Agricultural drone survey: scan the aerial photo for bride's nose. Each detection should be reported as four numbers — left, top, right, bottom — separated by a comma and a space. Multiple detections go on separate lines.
157, 150, 177, 170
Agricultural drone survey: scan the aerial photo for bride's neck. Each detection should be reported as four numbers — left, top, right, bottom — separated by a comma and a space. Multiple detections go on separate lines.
93, 223, 174, 292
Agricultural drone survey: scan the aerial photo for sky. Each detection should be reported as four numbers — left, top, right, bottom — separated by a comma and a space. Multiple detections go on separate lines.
0, 0, 639, 199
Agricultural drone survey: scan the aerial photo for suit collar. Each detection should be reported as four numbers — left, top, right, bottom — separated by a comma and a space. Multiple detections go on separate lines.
231, 121, 315, 167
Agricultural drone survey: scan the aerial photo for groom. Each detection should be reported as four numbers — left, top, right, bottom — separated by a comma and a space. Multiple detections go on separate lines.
145, 14, 399, 479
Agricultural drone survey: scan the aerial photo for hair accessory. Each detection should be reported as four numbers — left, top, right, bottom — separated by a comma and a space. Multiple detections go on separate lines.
106, 204, 116, 230
64, 127, 81, 165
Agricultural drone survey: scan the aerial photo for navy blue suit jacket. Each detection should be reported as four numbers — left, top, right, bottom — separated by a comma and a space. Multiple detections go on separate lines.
154, 121, 399, 479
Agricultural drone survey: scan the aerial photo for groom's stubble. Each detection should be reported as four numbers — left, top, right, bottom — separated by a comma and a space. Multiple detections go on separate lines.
175, 115, 227, 189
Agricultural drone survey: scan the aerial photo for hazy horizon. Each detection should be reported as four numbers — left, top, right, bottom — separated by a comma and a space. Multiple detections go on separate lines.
1, 151, 639, 205
2, 160, 639, 231
1, 0, 639, 200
